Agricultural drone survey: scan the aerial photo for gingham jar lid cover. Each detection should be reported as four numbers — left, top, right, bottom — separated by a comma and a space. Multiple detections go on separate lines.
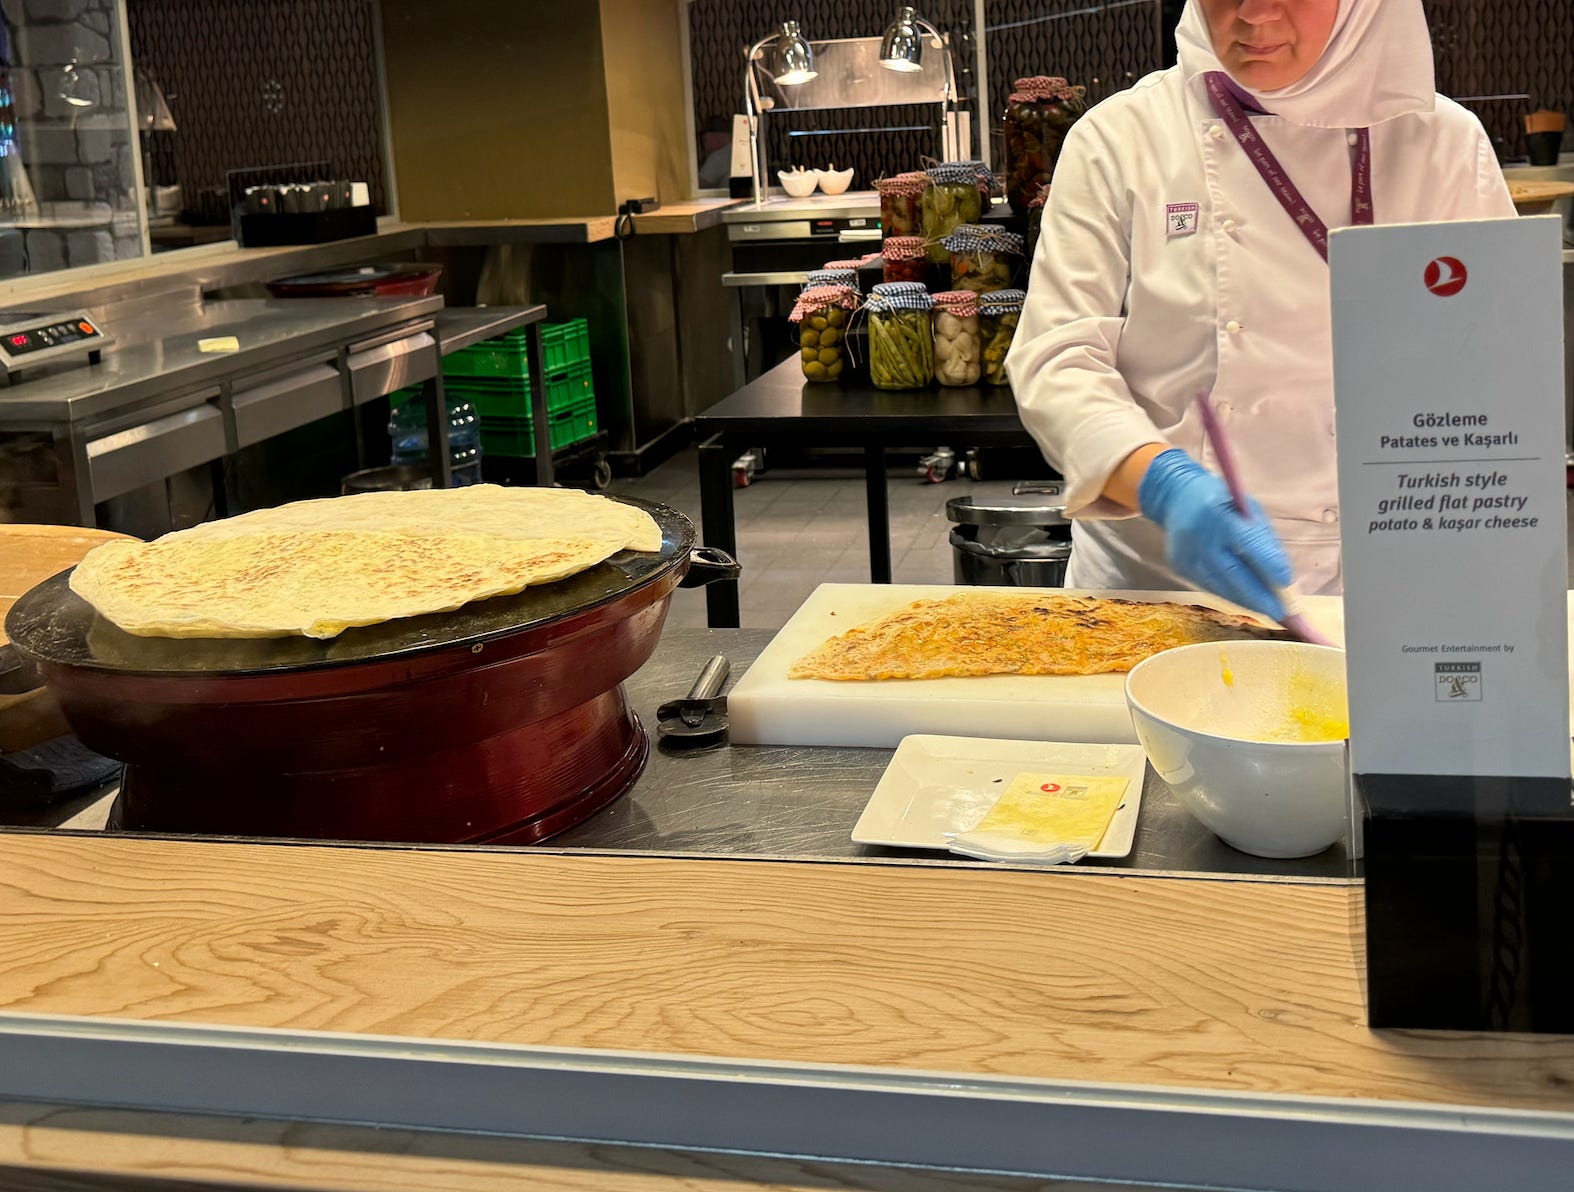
866, 282, 933, 312
978, 288, 1027, 315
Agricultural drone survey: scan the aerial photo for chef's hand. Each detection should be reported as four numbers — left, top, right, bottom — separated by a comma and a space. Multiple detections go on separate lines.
1137, 448, 1292, 623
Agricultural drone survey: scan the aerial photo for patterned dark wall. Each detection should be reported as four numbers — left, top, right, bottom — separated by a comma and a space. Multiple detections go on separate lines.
1426, 0, 1574, 161
983, 0, 1162, 165
690, 1, 1574, 186
125, 0, 387, 225
687, 0, 977, 185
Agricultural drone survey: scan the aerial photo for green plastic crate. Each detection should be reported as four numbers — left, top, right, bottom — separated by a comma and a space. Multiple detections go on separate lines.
444, 341, 531, 380
446, 360, 593, 420
540, 319, 591, 373
479, 397, 596, 458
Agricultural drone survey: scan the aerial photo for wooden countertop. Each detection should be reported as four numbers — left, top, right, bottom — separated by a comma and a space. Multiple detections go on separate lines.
2, 833, 1572, 1112
0, 203, 742, 309
2, 833, 1572, 1186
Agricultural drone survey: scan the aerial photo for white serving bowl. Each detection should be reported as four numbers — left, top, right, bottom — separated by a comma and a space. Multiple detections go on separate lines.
778, 169, 819, 198
1125, 640, 1350, 859
817, 167, 854, 195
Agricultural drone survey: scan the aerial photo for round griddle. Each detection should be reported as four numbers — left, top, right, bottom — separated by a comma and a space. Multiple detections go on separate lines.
4, 497, 733, 846
6, 497, 694, 679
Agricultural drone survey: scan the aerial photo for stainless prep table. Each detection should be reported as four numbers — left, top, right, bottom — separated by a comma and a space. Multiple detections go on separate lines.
0, 298, 552, 524
8, 627, 1356, 886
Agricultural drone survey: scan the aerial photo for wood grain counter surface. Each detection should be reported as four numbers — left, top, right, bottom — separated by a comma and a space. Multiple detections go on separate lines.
2, 832, 1572, 1114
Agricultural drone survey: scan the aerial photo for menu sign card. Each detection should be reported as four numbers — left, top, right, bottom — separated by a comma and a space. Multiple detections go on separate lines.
1330, 216, 1570, 779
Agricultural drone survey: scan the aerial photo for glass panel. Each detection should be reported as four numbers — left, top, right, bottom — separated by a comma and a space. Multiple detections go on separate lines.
2, 0, 145, 277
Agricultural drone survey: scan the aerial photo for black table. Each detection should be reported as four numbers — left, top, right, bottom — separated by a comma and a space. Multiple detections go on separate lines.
693, 358, 1035, 626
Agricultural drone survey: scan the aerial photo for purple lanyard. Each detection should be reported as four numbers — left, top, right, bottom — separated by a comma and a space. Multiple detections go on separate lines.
1204, 71, 1372, 262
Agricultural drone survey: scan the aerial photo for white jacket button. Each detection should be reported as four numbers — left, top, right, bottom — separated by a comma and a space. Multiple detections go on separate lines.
1346, 132, 1359, 146
1322, 507, 1339, 524
1210, 124, 1224, 139
1225, 319, 1242, 333
1222, 218, 1238, 233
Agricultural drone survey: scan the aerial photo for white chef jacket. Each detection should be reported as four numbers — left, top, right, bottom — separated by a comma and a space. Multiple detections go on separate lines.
1006, 67, 1515, 595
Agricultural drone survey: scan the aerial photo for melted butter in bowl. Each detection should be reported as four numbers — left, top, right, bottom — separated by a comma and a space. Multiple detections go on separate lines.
1126, 640, 1350, 858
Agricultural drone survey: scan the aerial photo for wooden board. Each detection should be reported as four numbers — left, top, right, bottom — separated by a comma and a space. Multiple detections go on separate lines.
728, 584, 1345, 747
2, 834, 1573, 1114
1509, 180, 1574, 212
0, 524, 127, 752
0, 524, 126, 647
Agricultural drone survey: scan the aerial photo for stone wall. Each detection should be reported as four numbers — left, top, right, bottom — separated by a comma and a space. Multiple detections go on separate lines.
8, 0, 142, 273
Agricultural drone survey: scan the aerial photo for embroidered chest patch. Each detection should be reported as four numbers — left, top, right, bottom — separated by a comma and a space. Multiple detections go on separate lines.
1166, 202, 1200, 238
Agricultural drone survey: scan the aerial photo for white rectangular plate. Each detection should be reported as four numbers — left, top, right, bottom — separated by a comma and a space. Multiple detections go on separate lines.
851, 735, 1148, 860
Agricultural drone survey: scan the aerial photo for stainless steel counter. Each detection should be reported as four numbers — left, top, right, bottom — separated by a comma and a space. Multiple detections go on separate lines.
556, 628, 1358, 883
8, 627, 1356, 884
0, 297, 441, 425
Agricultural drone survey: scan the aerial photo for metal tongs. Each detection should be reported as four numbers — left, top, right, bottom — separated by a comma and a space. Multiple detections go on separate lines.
1195, 392, 1335, 647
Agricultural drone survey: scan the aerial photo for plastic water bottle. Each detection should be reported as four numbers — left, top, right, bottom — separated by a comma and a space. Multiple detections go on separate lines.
388, 393, 483, 486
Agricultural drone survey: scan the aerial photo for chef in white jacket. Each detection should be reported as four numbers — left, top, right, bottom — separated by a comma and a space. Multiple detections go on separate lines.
1006, 0, 1514, 620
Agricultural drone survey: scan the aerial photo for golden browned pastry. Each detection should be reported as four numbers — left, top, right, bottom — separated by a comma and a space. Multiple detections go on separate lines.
789, 593, 1283, 681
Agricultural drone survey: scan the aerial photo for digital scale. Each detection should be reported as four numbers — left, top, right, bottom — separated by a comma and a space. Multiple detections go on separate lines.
0, 310, 110, 381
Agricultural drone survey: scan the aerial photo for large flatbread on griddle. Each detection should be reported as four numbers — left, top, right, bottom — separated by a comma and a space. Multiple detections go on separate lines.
69, 487, 663, 640
177, 484, 663, 553
788, 593, 1285, 681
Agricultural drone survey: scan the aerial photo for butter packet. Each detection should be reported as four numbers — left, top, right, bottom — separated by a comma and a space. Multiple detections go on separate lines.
948, 772, 1128, 865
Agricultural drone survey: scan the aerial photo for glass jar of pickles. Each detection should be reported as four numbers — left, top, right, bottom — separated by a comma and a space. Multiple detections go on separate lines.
790, 284, 858, 383
941, 225, 1024, 294
930, 290, 981, 388
881, 236, 926, 285
877, 172, 928, 238
922, 162, 984, 263
1002, 76, 1087, 215
1026, 186, 1048, 262
978, 289, 1025, 386
805, 267, 859, 293
866, 282, 934, 390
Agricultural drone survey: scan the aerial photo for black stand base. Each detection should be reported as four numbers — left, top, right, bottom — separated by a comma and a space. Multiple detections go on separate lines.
1358, 772, 1574, 1033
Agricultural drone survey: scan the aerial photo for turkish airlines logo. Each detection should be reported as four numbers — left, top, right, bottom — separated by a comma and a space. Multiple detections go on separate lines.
1424, 256, 1468, 298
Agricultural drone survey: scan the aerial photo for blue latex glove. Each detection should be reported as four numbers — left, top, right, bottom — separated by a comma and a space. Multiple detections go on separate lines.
1137, 448, 1292, 622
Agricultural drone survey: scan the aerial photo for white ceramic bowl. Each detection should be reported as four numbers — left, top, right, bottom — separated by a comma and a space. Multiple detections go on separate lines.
1124, 640, 1350, 859
817, 167, 854, 195
778, 169, 819, 198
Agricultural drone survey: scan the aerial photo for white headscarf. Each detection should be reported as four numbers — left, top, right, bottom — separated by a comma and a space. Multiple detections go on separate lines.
1175, 0, 1435, 128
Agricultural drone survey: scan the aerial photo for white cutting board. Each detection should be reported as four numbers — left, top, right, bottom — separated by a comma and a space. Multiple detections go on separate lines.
728, 584, 1347, 748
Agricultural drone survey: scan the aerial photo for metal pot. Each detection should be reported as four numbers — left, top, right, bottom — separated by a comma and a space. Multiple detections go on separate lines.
4, 500, 738, 845
946, 486, 1072, 588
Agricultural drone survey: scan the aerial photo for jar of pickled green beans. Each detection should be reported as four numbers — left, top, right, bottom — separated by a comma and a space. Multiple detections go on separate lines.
866, 282, 934, 390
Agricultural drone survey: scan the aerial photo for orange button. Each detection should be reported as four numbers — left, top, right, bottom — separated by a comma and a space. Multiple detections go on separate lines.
79, 321, 95, 334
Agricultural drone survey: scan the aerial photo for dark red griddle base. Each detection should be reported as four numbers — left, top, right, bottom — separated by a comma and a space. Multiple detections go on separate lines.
106, 686, 649, 846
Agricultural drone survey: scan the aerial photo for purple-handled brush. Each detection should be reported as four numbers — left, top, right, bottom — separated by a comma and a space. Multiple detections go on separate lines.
1194, 392, 1336, 647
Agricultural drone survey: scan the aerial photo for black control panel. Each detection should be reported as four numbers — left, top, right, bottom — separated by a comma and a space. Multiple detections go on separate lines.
4, 317, 100, 356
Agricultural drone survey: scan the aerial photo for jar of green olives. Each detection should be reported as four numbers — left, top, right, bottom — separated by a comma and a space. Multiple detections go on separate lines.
877, 171, 928, 238
922, 162, 983, 263
941, 225, 1024, 294
866, 282, 934, 390
1002, 77, 1086, 216
978, 289, 1025, 386
930, 290, 981, 388
790, 284, 858, 384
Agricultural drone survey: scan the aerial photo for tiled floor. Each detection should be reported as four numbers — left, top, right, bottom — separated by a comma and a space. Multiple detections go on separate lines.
614, 450, 1574, 630
611, 447, 1021, 629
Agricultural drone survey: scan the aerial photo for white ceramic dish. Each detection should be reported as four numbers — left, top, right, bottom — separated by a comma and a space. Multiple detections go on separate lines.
778, 169, 819, 197
851, 735, 1146, 859
817, 167, 854, 195
1125, 640, 1349, 859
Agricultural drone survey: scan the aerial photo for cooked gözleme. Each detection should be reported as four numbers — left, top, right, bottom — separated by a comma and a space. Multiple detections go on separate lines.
789, 592, 1284, 681
69, 486, 661, 640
